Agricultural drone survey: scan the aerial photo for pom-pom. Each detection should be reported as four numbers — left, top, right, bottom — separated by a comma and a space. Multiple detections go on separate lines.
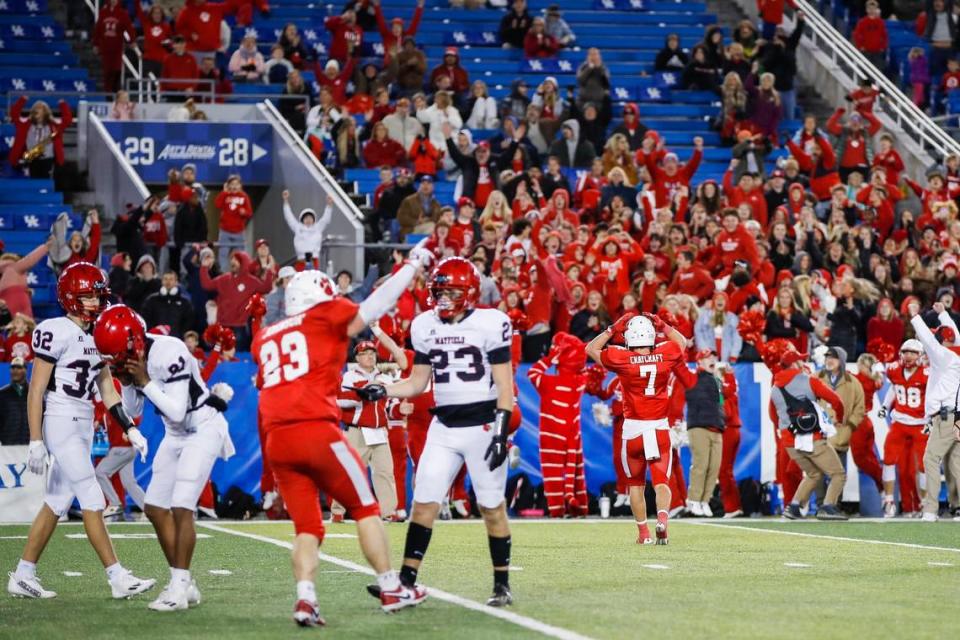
245, 293, 267, 319
811, 345, 830, 367
591, 401, 612, 427
584, 365, 607, 397
737, 310, 766, 345
210, 382, 234, 404
759, 338, 794, 373
866, 338, 896, 363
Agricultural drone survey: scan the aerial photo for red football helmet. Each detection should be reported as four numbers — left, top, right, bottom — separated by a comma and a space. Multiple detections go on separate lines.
428, 257, 481, 319
58, 262, 110, 322
93, 305, 147, 364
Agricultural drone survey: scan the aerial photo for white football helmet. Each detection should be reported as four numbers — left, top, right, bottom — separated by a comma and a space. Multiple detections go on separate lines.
285, 270, 337, 316
900, 339, 924, 355
624, 315, 656, 348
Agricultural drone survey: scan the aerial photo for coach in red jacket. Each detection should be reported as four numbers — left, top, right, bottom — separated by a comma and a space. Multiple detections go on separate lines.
199, 250, 274, 350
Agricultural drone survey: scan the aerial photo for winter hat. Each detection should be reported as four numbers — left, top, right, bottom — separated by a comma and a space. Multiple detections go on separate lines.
110, 252, 129, 268
836, 264, 854, 281
825, 345, 847, 363
299, 208, 317, 222
325, 59, 340, 73
776, 269, 793, 286
444, 46, 458, 57
457, 196, 475, 208
136, 254, 157, 275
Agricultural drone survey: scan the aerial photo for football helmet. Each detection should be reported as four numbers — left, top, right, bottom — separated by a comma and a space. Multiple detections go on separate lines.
624, 315, 656, 348
900, 339, 924, 355
428, 257, 480, 319
58, 262, 110, 322
93, 305, 147, 364
285, 270, 337, 316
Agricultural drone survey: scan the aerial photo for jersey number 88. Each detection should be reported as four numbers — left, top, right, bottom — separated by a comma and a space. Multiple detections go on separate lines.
260, 332, 309, 388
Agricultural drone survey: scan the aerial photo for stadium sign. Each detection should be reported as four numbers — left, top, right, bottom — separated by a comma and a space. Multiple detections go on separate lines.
102, 121, 273, 185
0, 446, 44, 523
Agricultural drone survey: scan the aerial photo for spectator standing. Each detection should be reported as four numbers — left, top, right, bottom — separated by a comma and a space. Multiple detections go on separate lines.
0, 357, 28, 445
374, 0, 423, 65
499, 0, 533, 49
417, 91, 463, 158
108, 252, 133, 302
685, 349, 725, 517
443, 123, 520, 208
695, 291, 742, 362
214, 175, 254, 269
853, 0, 889, 71
278, 23, 311, 69
826, 107, 882, 181
263, 265, 295, 326
576, 48, 610, 111
364, 122, 407, 168
9, 97, 73, 178
747, 72, 782, 143
611, 103, 648, 150
282, 190, 332, 270
375, 168, 416, 239
93, 0, 136, 93
126, 254, 162, 313
199, 250, 274, 350
758, 13, 804, 120
141, 270, 194, 337
716, 362, 743, 517
464, 80, 500, 130
682, 45, 721, 93
395, 36, 427, 96
919, 0, 956, 80
397, 176, 442, 239
134, 0, 173, 80
0, 240, 49, 319
570, 290, 611, 342
325, 9, 363, 65
771, 348, 849, 520
229, 34, 266, 83
175, 0, 226, 62
548, 120, 596, 168
817, 346, 866, 463
161, 35, 200, 98
383, 97, 424, 149
907, 46, 931, 107
279, 69, 313, 134
173, 188, 209, 273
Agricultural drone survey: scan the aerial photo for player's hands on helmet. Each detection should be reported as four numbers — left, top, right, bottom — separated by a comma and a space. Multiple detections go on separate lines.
27, 440, 47, 475
353, 383, 387, 402
127, 427, 149, 462
484, 409, 511, 471
643, 312, 666, 332
124, 356, 150, 388
608, 311, 637, 336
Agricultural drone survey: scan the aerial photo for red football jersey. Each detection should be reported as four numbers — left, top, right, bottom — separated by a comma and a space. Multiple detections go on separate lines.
885, 361, 928, 425
600, 340, 696, 421
253, 297, 358, 433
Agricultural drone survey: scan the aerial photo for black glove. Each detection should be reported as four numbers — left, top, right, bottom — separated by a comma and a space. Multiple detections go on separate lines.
350, 384, 387, 402
484, 409, 511, 471
109, 403, 136, 433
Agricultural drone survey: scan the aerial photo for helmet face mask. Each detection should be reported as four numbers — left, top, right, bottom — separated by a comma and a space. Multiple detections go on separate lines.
93, 305, 147, 367
58, 262, 110, 323
427, 258, 480, 320
430, 287, 466, 319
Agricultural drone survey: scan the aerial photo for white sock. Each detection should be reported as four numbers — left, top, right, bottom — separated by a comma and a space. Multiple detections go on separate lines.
376, 570, 401, 592
297, 580, 316, 602
171, 568, 190, 588
16, 559, 36, 579
105, 563, 124, 581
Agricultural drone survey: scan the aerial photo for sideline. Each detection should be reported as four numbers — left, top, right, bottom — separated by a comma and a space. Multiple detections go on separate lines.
199, 522, 597, 640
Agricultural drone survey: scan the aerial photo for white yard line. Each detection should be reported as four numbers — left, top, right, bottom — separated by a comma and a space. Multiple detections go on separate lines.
689, 521, 960, 554
199, 522, 596, 640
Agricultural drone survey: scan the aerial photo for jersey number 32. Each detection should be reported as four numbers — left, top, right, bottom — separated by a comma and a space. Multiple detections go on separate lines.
259, 332, 309, 388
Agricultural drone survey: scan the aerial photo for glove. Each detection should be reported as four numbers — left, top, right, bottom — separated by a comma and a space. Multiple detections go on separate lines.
643, 312, 666, 332
877, 407, 887, 419
126, 427, 149, 462
27, 440, 47, 475
407, 237, 435, 270
484, 409, 511, 471
608, 311, 637, 337
350, 384, 388, 402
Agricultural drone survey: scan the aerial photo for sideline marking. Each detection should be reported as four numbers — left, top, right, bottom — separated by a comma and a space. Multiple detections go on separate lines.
641, 564, 669, 570
783, 563, 811, 568
200, 522, 596, 640
63, 571, 83, 577
209, 569, 233, 575
65, 532, 212, 540
690, 521, 960, 554
928, 562, 954, 567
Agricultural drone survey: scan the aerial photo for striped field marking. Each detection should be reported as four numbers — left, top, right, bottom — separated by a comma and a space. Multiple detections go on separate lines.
200, 522, 596, 640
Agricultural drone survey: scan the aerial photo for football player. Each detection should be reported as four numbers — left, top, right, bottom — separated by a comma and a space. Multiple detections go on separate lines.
251, 245, 432, 627
879, 339, 928, 518
7, 263, 155, 600
93, 305, 233, 612
585, 313, 696, 545
355, 257, 517, 607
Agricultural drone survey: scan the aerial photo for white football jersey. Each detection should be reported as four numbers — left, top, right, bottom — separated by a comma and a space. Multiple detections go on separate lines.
124, 334, 219, 435
32, 317, 104, 419
410, 307, 512, 427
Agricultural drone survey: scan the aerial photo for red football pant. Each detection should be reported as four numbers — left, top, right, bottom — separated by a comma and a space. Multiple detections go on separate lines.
540, 418, 587, 517
611, 416, 627, 494
407, 420, 429, 467
668, 449, 686, 510
850, 418, 883, 490
719, 426, 742, 513
883, 422, 928, 512
620, 430, 673, 487
257, 408, 276, 495
777, 437, 803, 504
388, 427, 407, 512
267, 423, 380, 540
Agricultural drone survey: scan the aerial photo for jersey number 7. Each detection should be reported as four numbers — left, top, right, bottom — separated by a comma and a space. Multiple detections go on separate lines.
260, 332, 309, 388
638, 364, 657, 396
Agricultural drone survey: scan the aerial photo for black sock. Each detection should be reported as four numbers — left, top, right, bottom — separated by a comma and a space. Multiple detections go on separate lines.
489, 535, 511, 588
400, 522, 433, 586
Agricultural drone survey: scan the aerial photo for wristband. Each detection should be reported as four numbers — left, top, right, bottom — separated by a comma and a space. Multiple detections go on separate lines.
109, 404, 136, 433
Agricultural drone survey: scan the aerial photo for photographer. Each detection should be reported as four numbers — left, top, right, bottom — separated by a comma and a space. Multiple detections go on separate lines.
771, 348, 849, 520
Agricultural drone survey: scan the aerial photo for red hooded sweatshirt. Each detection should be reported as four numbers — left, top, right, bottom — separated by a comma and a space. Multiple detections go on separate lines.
215, 189, 254, 233
200, 251, 275, 327
175, 0, 226, 52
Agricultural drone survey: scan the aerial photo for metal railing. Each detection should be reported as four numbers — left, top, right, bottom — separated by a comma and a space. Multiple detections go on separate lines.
794, 0, 960, 158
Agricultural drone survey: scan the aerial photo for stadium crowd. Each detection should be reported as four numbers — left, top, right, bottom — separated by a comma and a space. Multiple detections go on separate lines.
2, 0, 960, 521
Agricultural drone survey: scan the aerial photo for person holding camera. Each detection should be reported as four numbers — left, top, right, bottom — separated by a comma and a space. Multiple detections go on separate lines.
771, 348, 849, 520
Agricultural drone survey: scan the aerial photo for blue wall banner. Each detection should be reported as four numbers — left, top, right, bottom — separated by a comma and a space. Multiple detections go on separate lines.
101, 121, 273, 185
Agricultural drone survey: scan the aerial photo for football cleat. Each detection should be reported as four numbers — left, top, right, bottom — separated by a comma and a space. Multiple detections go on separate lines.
882, 499, 897, 519
668, 505, 684, 518
439, 502, 452, 521
387, 509, 408, 523
613, 493, 630, 509
102, 505, 123, 520
262, 490, 278, 511
700, 502, 713, 518
380, 583, 427, 612
331, 513, 345, 523
723, 509, 743, 519
816, 505, 848, 521
7, 572, 56, 599
148, 586, 187, 611
655, 521, 668, 546
953, 507, 960, 522
293, 599, 325, 627
637, 536, 654, 545
486, 584, 513, 607
187, 580, 201, 607
366, 584, 382, 599
783, 504, 803, 520
110, 571, 156, 599
452, 499, 470, 518
921, 512, 938, 523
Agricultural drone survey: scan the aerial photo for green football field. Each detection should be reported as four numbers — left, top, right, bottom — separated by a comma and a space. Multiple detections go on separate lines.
1, 518, 958, 639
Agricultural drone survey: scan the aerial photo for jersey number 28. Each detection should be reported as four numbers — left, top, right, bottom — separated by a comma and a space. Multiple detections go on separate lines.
260, 332, 309, 388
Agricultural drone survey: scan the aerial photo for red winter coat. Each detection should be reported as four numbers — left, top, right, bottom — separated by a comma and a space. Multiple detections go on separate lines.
786, 135, 840, 201
94, 3, 136, 69
9, 96, 72, 167
429, 61, 470, 94
215, 190, 253, 233
63, 222, 101, 269
640, 148, 702, 208
852, 16, 888, 53
135, 0, 174, 64
325, 15, 363, 63
723, 170, 769, 229
363, 137, 407, 168
315, 58, 355, 105
524, 31, 560, 58
199, 251, 275, 327
175, 0, 226, 52
160, 51, 199, 92
710, 225, 759, 275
